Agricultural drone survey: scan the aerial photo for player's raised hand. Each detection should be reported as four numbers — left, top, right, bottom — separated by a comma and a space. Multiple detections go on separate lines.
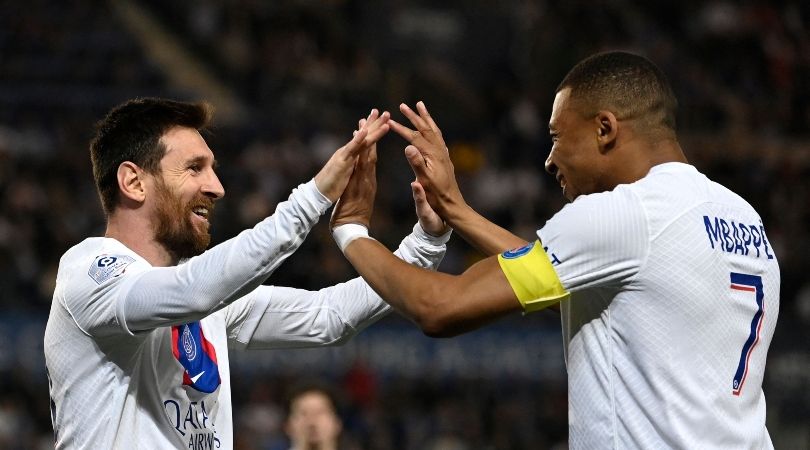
330, 117, 379, 229
411, 180, 449, 236
315, 109, 390, 202
389, 101, 466, 217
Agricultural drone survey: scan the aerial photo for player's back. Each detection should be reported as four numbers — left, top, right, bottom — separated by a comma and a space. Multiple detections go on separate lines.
560, 163, 779, 449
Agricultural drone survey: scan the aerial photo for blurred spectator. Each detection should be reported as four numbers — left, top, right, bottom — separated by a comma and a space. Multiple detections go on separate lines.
284, 383, 346, 450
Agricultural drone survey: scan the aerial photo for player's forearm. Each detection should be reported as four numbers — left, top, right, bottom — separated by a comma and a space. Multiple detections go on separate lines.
236, 226, 450, 348
344, 237, 459, 335
443, 204, 528, 255
344, 235, 526, 337
122, 180, 331, 331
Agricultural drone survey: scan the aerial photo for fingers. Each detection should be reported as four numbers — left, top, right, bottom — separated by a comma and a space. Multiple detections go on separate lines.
399, 103, 433, 135
401, 101, 443, 137
404, 144, 428, 179
346, 107, 387, 152
392, 102, 446, 162
389, 118, 419, 142
411, 180, 431, 222
411, 180, 427, 205
342, 128, 369, 158
364, 118, 390, 145
345, 104, 440, 161
415, 101, 441, 136
364, 109, 380, 127
359, 110, 390, 146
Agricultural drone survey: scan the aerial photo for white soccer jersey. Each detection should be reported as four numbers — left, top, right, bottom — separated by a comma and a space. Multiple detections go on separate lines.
537, 163, 779, 449
44, 180, 449, 450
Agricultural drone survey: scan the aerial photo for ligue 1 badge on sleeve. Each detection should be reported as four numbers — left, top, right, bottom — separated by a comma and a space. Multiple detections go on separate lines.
88, 254, 136, 284
502, 242, 535, 259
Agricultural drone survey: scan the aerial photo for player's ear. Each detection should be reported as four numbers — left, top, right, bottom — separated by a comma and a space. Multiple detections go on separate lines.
595, 110, 618, 154
117, 161, 147, 204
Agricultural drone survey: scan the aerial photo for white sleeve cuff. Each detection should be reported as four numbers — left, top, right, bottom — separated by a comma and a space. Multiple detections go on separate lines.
301, 178, 334, 214
412, 223, 453, 245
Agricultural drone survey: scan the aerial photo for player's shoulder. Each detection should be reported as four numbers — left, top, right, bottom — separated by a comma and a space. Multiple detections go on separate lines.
541, 182, 646, 246
539, 164, 700, 241
57, 237, 147, 290
633, 162, 761, 223
554, 180, 645, 225
632, 161, 749, 205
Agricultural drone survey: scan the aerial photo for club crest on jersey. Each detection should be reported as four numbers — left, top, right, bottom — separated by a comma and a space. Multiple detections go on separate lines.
171, 323, 221, 393
502, 242, 535, 259
88, 254, 135, 285
182, 325, 197, 361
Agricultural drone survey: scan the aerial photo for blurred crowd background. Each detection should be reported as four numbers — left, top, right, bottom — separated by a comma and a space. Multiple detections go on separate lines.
1, 0, 809, 448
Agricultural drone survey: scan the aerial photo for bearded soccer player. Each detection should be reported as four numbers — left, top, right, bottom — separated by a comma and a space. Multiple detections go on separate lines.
331, 52, 780, 448
44, 98, 451, 449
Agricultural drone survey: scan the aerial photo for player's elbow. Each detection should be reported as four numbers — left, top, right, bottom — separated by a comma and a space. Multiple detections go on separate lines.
417, 316, 466, 338
408, 293, 466, 338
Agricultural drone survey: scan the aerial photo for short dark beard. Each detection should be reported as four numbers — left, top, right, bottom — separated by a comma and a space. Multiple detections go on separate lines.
153, 177, 214, 261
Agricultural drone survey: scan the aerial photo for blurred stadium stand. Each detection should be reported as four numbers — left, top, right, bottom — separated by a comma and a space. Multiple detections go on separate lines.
0, 0, 808, 448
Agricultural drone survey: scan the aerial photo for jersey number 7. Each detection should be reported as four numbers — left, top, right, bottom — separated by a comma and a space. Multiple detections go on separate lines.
729, 272, 765, 396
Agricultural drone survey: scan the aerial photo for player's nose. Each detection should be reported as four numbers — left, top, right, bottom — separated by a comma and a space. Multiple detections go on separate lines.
544, 153, 557, 176
202, 171, 225, 200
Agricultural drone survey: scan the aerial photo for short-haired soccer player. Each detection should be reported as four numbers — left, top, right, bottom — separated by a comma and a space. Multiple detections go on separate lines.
331, 52, 780, 448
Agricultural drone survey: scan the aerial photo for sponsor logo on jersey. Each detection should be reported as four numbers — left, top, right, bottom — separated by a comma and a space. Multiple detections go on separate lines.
171, 323, 221, 393
163, 399, 221, 448
703, 215, 774, 259
502, 242, 535, 259
87, 254, 135, 284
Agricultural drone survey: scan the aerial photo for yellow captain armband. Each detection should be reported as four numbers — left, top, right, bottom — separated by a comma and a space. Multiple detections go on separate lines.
497, 240, 570, 313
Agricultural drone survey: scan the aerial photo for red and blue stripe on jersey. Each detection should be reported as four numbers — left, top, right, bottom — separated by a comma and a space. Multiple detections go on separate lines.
171, 322, 221, 393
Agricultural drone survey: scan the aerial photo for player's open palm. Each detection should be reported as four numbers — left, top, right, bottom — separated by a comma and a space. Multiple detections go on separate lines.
389, 101, 466, 216
315, 109, 389, 202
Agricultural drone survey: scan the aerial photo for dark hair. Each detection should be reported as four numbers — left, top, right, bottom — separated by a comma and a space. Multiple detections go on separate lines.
557, 51, 677, 136
90, 97, 213, 215
285, 381, 340, 416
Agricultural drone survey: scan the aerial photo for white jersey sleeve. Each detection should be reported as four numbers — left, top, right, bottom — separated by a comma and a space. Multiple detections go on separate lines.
60, 179, 331, 337
223, 224, 451, 349
537, 185, 649, 293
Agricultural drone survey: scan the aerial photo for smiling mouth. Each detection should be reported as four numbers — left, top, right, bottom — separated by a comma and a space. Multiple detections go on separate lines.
191, 207, 210, 221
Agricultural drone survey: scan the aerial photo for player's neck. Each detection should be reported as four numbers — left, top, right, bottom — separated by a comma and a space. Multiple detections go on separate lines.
612, 138, 687, 186
106, 210, 177, 267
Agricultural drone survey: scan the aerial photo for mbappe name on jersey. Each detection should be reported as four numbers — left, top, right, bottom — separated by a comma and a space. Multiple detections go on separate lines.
703, 215, 774, 259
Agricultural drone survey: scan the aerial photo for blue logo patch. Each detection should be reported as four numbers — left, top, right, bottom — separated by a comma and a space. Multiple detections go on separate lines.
502, 242, 535, 259
88, 254, 135, 285
182, 325, 197, 361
